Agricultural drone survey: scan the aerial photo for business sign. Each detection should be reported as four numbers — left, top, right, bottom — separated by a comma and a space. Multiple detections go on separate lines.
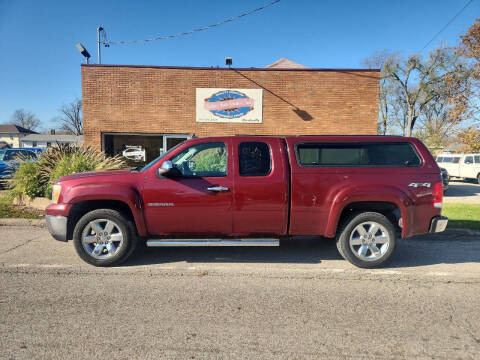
196, 88, 263, 123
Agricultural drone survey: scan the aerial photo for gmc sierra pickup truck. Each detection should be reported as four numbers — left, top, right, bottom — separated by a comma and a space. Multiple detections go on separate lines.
45, 136, 448, 268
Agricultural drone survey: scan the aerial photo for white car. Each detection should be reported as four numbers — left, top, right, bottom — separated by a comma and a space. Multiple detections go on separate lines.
436, 153, 480, 184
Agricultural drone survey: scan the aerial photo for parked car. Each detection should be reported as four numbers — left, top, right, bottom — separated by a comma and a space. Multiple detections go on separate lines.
0, 148, 38, 186
45, 136, 447, 268
440, 168, 449, 192
436, 153, 480, 184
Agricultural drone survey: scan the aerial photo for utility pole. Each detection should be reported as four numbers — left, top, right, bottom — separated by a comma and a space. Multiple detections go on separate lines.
97, 26, 103, 64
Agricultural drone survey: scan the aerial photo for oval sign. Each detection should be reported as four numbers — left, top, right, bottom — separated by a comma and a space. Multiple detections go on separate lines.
204, 90, 255, 119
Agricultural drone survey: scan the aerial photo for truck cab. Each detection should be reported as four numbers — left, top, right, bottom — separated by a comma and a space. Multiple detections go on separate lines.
46, 136, 447, 268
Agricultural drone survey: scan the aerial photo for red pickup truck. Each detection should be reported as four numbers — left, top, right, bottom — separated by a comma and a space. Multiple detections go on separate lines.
45, 136, 447, 268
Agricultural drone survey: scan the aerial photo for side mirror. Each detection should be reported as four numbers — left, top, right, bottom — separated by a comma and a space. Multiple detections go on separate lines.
157, 161, 180, 178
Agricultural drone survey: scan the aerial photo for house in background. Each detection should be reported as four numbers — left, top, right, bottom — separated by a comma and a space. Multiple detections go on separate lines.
0, 124, 38, 147
20, 134, 83, 149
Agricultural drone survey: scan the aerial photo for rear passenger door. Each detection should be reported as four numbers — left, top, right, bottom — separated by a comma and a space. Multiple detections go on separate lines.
463, 156, 475, 179
475, 156, 480, 180
232, 138, 289, 236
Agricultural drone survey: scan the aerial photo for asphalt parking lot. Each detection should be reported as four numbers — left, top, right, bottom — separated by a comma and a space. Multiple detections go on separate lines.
1, 225, 480, 359
444, 180, 480, 203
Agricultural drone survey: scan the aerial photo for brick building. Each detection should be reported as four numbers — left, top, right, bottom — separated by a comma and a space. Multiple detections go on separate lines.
82, 59, 380, 161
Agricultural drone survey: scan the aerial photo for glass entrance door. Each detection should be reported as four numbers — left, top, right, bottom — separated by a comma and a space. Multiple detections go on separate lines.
162, 135, 189, 155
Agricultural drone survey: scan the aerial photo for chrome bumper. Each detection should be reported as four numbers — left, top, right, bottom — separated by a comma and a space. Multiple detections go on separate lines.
46, 215, 68, 242
429, 216, 448, 233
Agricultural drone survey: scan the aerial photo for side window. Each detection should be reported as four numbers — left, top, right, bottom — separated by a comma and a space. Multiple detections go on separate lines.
19, 150, 37, 160
171, 142, 227, 177
475, 156, 480, 164
452, 157, 460, 164
296, 142, 421, 167
239, 142, 271, 176
436, 157, 443, 163
4, 150, 19, 161
465, 156, 473, 164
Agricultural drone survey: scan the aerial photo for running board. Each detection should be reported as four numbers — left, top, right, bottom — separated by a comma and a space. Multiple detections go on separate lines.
146, 239, 279, 247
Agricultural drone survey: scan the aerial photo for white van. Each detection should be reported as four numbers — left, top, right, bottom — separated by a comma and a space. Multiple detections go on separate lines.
436, 153, 480, 184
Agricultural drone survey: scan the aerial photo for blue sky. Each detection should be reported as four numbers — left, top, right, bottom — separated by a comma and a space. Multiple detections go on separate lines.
0, 0, 478, 130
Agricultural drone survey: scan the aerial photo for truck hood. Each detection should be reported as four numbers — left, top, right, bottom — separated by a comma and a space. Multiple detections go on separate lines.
58, 169, 133, 182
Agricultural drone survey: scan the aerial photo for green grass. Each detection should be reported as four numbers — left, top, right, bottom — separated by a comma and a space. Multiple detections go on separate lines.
442, 203, 480, 230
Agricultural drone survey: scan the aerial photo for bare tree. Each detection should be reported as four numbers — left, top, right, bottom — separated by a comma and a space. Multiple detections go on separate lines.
56, 100, 82, 135
383, 47, 471, 137
414, 98, 466, 149
361, 50, 400, 135
9, 109, 40, 131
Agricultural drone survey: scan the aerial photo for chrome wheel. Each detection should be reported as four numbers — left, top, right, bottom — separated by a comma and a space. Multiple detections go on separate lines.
81, 219, 124, 259
349, 221, 390, 262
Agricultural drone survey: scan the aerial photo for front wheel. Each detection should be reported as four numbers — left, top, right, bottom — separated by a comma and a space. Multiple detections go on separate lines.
336, 212, 396, 268
73, 209, 137, 267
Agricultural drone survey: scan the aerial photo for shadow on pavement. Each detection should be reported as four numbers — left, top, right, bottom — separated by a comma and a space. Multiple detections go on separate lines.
122, 232, 480, 268
123, 236, 339, 266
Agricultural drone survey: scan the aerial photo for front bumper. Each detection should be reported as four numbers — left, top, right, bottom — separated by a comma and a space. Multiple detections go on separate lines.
46, 215, 68, 242
429, 216, 448, 233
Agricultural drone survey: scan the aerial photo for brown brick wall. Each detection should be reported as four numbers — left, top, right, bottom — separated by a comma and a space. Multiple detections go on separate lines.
82, 65, 379, 151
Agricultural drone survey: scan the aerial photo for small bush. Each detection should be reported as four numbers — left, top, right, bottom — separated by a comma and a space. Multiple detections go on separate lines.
8, 145, 127, 200
9, 160, 46, 200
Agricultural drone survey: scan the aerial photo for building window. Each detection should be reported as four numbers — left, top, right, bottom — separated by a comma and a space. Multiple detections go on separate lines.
47, 142, 51, 147
32, 141, 37, 147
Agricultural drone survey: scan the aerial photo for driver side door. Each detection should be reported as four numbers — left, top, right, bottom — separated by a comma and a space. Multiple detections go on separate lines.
142, 139, 233, 236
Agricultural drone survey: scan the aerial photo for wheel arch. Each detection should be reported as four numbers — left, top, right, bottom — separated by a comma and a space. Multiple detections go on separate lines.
66, 199, 147, 241
324, 185, 414, 238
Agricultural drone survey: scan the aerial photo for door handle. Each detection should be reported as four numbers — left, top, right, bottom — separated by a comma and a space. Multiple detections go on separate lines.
207, 186, 229, 192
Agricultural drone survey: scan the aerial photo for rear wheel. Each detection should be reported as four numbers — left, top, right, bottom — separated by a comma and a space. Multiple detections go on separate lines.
336, 212, 396, 268
73, 209, 137, 267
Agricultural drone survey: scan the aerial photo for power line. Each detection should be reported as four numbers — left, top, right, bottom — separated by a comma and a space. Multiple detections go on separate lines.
104, 0, 281, 46
419, 0, 474, 53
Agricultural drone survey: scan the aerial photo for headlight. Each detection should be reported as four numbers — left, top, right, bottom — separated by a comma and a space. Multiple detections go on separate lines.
52, 184, 62, 204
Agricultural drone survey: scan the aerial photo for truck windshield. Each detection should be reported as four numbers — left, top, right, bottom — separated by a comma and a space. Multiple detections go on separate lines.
140, 142, 185, 172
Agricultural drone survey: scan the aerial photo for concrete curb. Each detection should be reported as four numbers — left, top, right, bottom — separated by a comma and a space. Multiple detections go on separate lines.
0, 218, 46, 227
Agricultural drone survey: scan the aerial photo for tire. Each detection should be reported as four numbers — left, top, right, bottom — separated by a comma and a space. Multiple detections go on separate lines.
477, 174, 480, 185
73, 209, 137, 267
336, 212, 396, 268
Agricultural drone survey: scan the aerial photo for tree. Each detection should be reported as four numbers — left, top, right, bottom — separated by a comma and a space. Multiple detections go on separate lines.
458, 127, 480, 153
361, 50, 399, 135
56, 100, 82, 135
383, 47, 471, 136
10, 109, 40, 131
460, 18, 480, 79
459, 18, 480, 123
414, 99, 465, 149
